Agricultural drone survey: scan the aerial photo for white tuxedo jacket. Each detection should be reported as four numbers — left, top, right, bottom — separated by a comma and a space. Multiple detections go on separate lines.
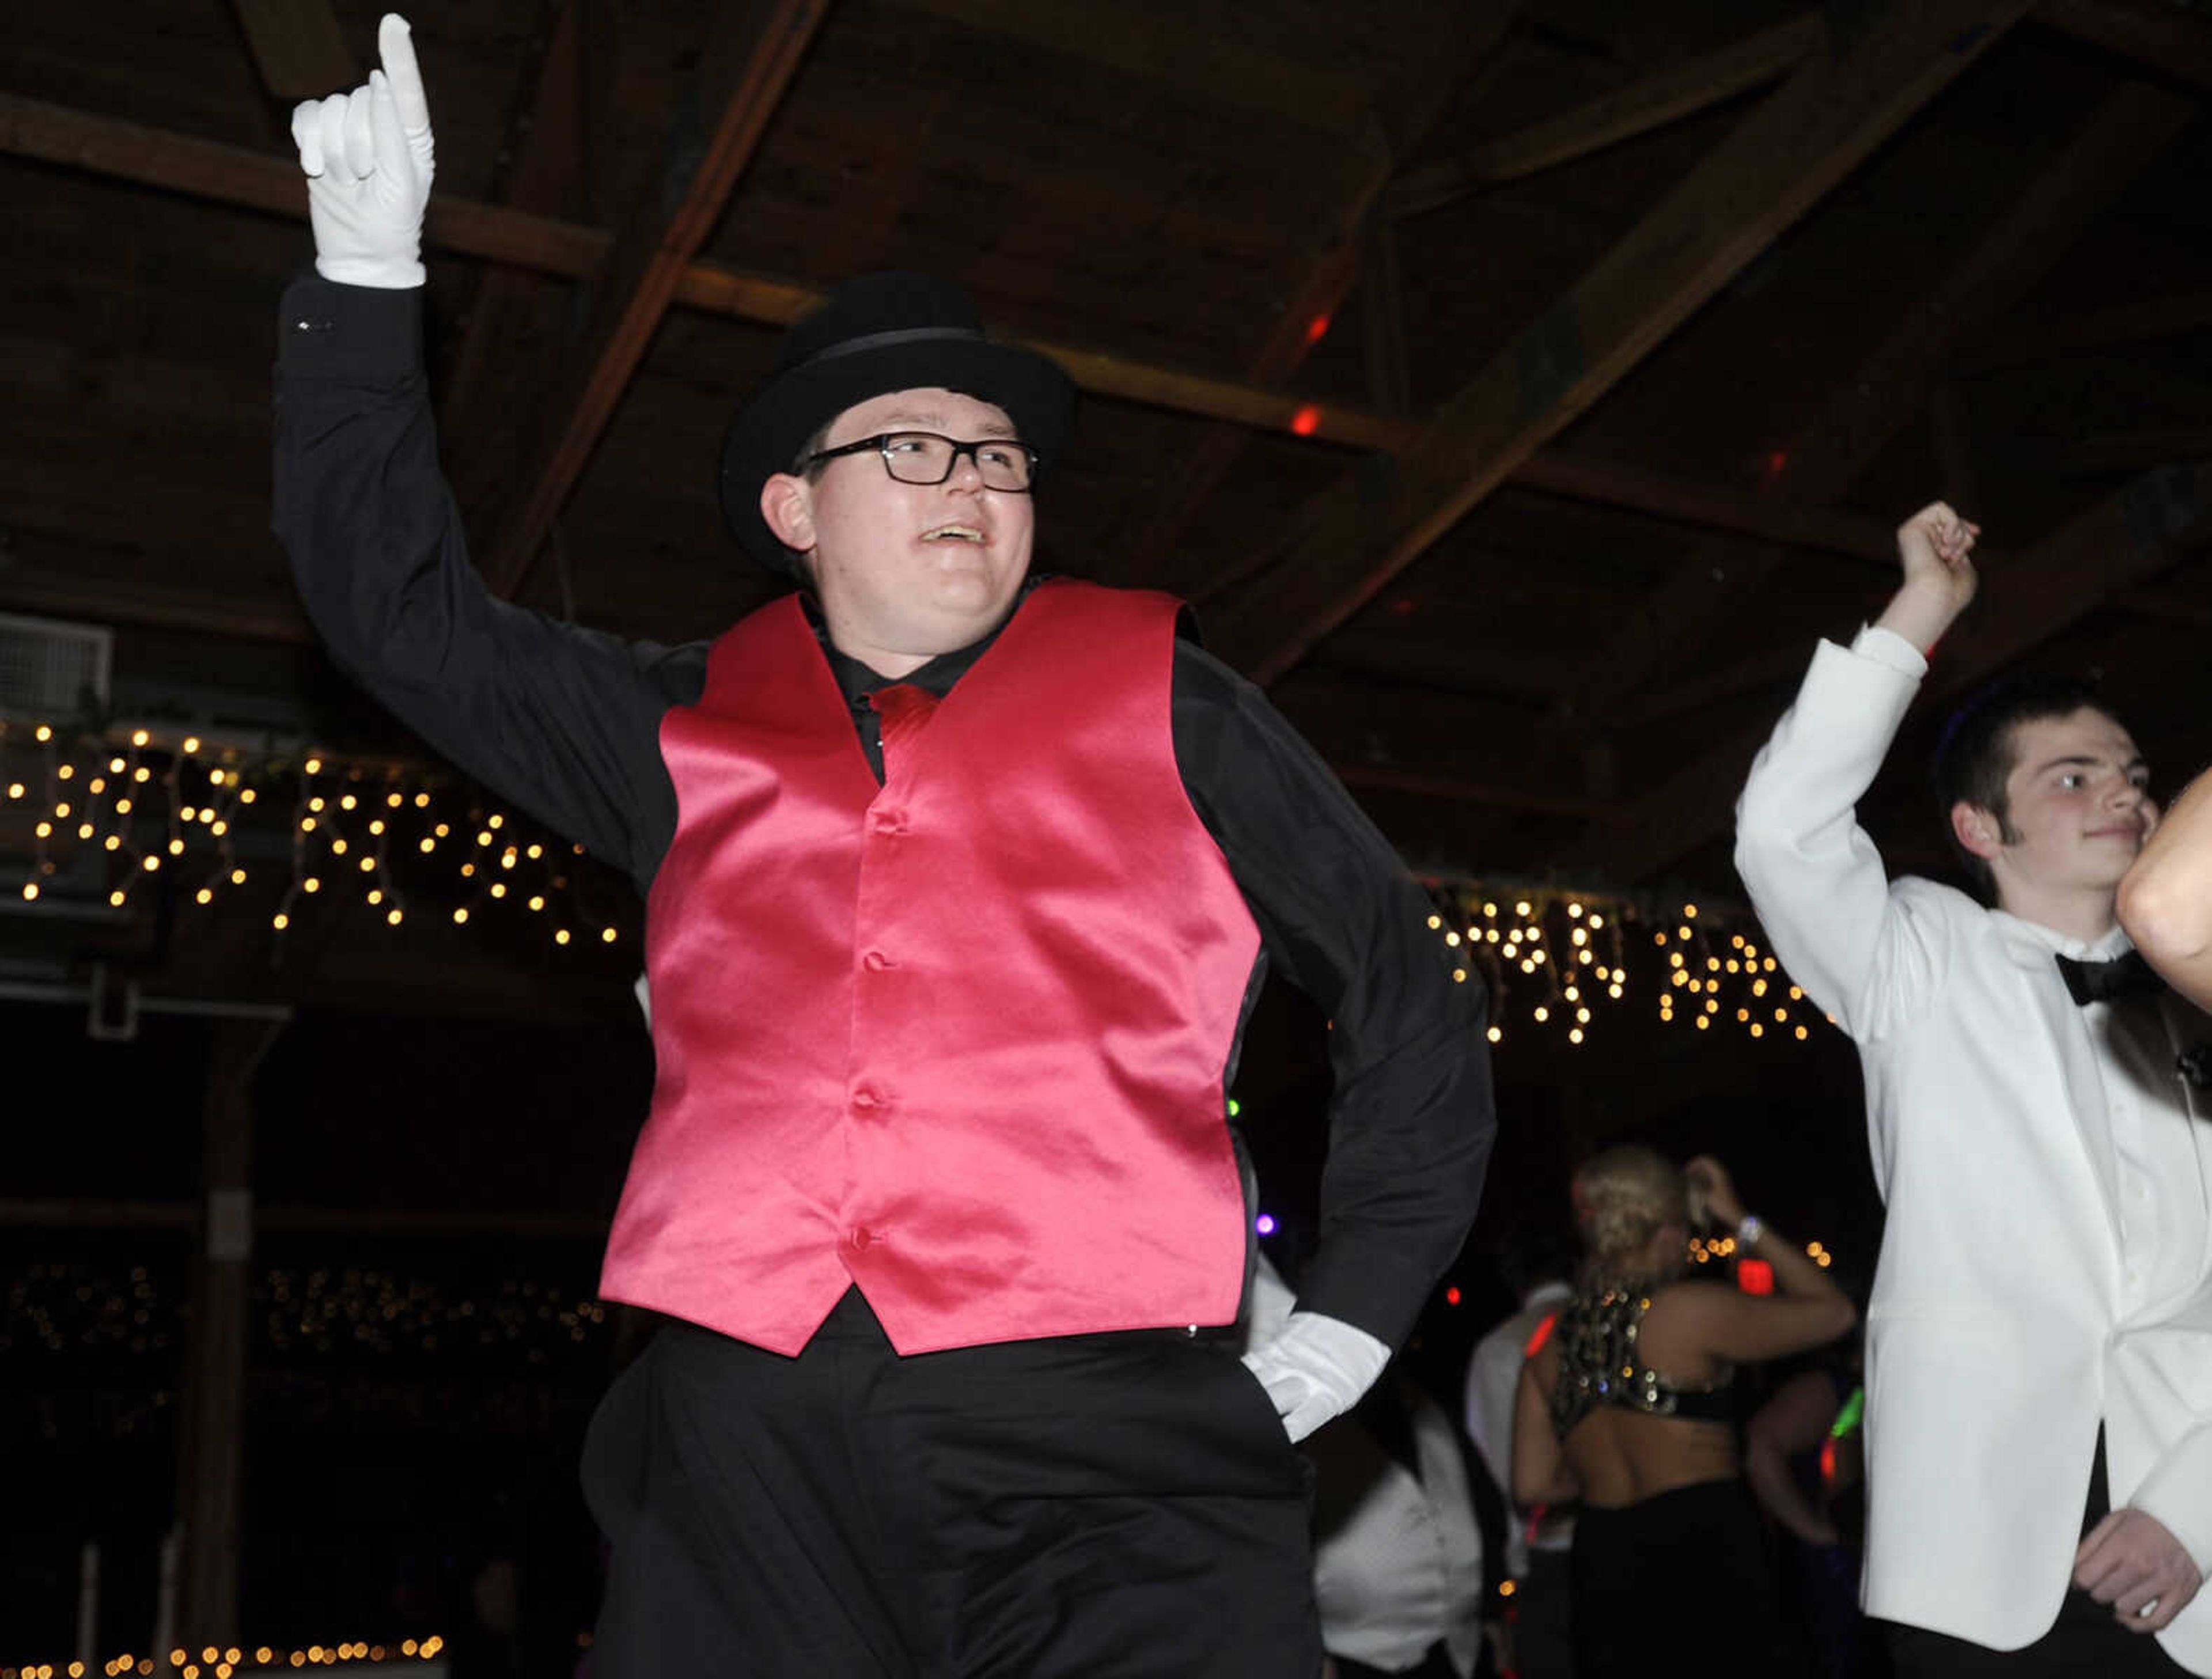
1736, 631, 2212, 1669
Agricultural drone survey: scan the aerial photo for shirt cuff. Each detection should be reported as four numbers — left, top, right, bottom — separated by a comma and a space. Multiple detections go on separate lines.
277, 271, 425, 386
1848, 623, 1929, 679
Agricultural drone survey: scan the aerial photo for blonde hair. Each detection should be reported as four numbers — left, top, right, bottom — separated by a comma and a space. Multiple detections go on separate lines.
1570, 1146, 1688, 1274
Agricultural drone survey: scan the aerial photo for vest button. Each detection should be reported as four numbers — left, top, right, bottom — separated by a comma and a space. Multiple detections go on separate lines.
870, 810, 908, 835
851, 1086, 884, 1113
862, 949, 893, 972
850, 1226, 873, 1251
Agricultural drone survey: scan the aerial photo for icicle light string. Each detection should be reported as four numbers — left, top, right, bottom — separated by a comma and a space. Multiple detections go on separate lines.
0, 722, 619, 955
1421, 883, 1837, 1051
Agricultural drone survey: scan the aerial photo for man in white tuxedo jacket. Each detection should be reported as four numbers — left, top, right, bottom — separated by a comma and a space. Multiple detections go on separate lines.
1735, 503, 2212, 1676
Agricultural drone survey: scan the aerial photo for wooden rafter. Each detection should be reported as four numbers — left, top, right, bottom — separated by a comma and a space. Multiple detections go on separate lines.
1970, 282, 2212, 371
1596, 460, 2212, 883
482, 0, 830, 597
1384, 11, 1823, 218
1203, 0, 2035, 686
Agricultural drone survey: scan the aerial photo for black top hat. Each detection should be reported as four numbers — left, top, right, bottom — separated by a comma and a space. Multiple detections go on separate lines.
718, 272, 1077, 577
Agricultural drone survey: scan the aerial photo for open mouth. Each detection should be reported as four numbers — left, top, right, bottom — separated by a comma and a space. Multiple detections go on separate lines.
921, 523, 986, 544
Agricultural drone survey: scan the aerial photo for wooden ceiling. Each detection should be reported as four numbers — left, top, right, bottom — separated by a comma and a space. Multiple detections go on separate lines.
3, 0, 2211, 1014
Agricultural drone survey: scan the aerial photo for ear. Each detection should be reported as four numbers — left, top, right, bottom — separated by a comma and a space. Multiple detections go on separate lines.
759, 472, 816, 554
1950, 799, 2003, 861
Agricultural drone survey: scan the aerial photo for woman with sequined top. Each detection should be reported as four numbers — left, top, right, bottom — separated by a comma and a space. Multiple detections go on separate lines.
1510, 1147, 1855, 1677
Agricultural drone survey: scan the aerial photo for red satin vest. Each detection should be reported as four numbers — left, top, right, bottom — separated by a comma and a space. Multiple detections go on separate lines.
601, 580, 1262, 1355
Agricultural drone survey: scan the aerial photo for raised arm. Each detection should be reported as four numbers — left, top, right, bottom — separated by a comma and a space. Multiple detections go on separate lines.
1661, 1157, 1855, 1366
1732, 503, 1979, 1039
275, 17, 701, 888
2118, 767, 2212, 1011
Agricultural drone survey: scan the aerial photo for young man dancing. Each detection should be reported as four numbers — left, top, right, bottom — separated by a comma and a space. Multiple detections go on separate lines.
1736, 502, 2212, 1674
275, 19, 1492, 1676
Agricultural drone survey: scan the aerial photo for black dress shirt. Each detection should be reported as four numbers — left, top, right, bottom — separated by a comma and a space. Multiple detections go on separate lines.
272, 275, 1492, 1349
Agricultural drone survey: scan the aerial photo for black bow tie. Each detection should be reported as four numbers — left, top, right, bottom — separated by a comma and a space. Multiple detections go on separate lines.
2055, 950, 2167, 1007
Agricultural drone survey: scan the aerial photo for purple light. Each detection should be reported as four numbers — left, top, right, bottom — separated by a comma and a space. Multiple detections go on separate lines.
1255, 1214, 1277, 1236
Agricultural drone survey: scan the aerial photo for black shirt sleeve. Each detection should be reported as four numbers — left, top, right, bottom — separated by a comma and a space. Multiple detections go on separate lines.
1173, 639, 1494, 1350
271, 275, 702, 894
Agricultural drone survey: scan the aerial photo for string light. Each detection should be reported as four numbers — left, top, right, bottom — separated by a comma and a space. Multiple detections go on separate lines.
2, 725, 627, 956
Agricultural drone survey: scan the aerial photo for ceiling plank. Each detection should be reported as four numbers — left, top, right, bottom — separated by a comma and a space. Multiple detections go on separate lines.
482, 0, 830, 597
1594, 460, 2212, 883
1385, 11, 1824, 218
1203, 0, 2034, 685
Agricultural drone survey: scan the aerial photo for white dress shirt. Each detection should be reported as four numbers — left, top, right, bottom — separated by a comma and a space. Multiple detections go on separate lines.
1735, 626, 2212, 1670
1463, 1282, 1575, 1578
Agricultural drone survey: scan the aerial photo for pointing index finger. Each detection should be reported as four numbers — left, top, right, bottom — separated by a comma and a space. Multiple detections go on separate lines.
377, 14, 431, 135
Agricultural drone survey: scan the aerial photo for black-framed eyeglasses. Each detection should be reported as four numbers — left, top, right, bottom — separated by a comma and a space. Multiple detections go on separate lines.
802, 431, 1039, 492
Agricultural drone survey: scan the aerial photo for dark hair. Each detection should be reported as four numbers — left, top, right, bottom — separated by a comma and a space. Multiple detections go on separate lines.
1931, 673, 2116, 896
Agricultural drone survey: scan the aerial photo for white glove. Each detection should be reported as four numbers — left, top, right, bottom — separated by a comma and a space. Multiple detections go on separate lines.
1239, 1309, 1390, 1444
290, 14, 434, 289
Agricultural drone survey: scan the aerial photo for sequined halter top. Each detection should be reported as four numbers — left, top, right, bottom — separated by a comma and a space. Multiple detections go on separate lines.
1548, 1283, 1734, 1439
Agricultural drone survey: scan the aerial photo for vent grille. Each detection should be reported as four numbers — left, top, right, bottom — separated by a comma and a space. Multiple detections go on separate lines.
0, 613, 112, 719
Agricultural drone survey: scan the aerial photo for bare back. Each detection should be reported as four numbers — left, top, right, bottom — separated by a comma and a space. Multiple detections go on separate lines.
1527, 1280, 1738, 1507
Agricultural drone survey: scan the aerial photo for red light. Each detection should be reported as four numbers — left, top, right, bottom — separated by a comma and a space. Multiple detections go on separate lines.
1737, 1258, 1775, 1295
1290, 404, 1322, 437
1522, 1311, 1557, 1358
1305, 313, 1332, 344
1445, 1285, 1462, 1306
1819, 1435, 1839, 1490
1763, 448, 1790, 477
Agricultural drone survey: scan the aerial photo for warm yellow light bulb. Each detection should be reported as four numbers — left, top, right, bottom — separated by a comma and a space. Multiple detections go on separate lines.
231, 869, 246, 885
1532, 1005, 1549, 1023
304, 877, 321, 893
1427, 914, 1442, 930
132, 730, 150, 748
555, 928, 572, 945
601, 926, 618, 944
21, 882, 39, 902
1514, 900, 1532, 916
387, 908, 403, 926
305, 757, 323, 775
35, 723, 51, 741
141, 855, 160, 872
1485, 1025, 1501, 1043
196, 888, 213, 905
1569, 1028, 1584, 1044
1589, 914, 1604, 929
183, 737, 201, 755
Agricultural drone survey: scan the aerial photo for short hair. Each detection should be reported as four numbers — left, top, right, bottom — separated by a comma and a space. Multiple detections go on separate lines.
1570, 1146, 1687, 1275
1931, 673, 2117, 897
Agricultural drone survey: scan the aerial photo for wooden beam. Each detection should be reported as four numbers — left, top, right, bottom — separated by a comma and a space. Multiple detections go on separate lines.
0, 571, 313, 645
1206, 0, 2033, 685
1514, 450, 1894, 562
483, 0, 828, 597
1597, 461, 2212, 882
0, 93, 1431, 454
0, 90, 609, 276
2038, 0, 2212, 92
1385, 12, 1824, 218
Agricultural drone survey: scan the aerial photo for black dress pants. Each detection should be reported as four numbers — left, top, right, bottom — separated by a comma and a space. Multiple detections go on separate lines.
581, 1288, 1322, 1677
